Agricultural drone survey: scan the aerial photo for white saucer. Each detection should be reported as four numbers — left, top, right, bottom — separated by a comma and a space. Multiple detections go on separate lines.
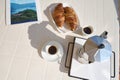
41, 41, 64, 62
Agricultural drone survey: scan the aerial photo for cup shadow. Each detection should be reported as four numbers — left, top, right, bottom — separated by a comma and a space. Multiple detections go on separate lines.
28, 21, 50, 50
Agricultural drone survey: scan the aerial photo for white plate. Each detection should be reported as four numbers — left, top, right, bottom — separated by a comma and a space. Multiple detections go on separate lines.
41, 41, 64, 62
49, 3, 80, 33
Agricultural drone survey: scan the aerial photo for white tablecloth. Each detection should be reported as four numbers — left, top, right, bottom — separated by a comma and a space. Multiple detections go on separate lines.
0, 0, 119, 80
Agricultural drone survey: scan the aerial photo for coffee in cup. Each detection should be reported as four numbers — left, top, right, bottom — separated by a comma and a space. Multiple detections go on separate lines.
82, 25, 93, 35
48, 46, 57, 55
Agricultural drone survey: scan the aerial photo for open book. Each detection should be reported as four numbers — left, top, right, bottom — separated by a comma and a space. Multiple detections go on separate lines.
6, 0, 42, 25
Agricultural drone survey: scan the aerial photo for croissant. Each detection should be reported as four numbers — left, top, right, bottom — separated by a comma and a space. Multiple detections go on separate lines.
52, 3, 65, 27
64, 7, 78, 31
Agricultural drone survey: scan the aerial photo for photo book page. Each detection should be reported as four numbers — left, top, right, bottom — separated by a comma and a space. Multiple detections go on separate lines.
6, 0, 42, 25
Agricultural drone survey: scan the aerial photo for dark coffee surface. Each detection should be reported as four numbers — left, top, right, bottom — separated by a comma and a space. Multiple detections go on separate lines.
48, 46, 57, 55
83, 27, 92, 34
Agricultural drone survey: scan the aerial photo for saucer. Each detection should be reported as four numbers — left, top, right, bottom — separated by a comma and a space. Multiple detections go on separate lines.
41, 41, 64, 62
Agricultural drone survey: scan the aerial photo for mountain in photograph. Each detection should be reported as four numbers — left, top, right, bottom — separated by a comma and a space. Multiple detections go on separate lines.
11, 3, 36, 14
11, 9, 37, 24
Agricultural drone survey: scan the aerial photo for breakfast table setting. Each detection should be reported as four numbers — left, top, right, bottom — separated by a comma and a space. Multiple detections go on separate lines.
0, 0, 119, 80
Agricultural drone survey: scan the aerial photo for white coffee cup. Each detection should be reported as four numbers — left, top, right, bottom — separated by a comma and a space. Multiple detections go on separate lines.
41, 41, 63, 62
82, 25, 93, 36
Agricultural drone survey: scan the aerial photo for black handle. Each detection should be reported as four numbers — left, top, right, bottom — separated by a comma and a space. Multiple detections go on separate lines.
65, 42, 74, 68
100, 31, 108, 39
67, 42, 74, 55
111, 51, 115, 78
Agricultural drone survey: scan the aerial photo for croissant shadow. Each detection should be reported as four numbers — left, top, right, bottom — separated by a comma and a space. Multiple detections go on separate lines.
44, 3, 59, 31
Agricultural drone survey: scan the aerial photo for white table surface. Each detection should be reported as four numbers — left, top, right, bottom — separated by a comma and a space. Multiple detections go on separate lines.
0, 0, 119, 80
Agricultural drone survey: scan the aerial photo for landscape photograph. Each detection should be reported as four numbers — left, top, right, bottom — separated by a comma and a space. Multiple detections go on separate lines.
10, 0, 38, 24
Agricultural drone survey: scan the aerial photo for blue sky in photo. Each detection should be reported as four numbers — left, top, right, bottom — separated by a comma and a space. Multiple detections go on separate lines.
11, 0, 35, 4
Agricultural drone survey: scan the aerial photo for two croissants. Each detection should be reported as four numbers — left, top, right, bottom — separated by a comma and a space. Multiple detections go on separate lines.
52, 3, 78, 31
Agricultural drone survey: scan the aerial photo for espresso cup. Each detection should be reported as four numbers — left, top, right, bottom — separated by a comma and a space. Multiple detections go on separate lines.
46, 45, 62, 58
82, 25, 93, 36
48, 45, 58, 55
42, 41, 63, 62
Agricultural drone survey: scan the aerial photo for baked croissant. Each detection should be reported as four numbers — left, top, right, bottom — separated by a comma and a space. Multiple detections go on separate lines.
52, 3, 65, 27
64, 7, 78, 31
